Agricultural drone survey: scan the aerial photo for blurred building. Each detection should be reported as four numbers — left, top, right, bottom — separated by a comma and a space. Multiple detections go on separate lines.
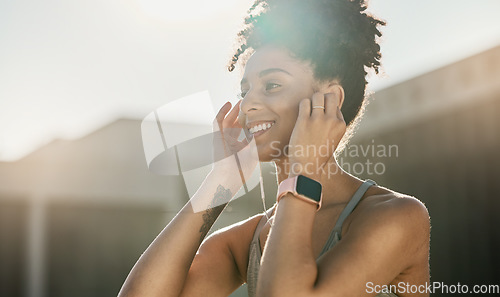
0, 118, 275, 297
1, 45, 499, 297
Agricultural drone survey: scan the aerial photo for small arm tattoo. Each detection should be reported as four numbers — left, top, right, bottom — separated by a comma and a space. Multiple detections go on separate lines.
199, 185, 232, 244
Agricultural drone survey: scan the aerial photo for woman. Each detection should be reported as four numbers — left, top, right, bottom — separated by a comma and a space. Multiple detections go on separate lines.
119, 0, 430, 296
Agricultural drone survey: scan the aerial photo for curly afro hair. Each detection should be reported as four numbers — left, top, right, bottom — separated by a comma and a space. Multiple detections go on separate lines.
228, 0, 385, 136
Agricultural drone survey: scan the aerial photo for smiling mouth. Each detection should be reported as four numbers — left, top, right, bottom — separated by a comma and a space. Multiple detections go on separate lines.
248, 122, 275, 135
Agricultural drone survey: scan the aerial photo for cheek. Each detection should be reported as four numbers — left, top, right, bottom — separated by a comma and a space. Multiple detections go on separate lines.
272, 100, 297, 129
275, 105, 299, 141
270, 83, 314, 130
284, 88, 311, 118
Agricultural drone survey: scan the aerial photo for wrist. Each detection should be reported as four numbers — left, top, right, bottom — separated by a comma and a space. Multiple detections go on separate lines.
189, 171, 235, 213
277, 175, 323, 211
277, 192, 318, 214
207, 167, 239, 192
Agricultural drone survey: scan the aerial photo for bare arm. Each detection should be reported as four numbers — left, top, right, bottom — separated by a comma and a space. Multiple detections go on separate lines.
258, 195, 430, 297
118, 100, 257, 297
117, 168, 245, 297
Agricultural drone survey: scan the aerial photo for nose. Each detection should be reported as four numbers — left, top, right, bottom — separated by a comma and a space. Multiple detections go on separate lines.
240, 88, 263, 115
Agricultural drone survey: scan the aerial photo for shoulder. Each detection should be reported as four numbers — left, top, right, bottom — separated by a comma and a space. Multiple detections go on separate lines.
351, 191, 430, 237
345, 191, 430, 262
360, 192, 429, 230
374, 190, 427, 214
313, 191, 430, 291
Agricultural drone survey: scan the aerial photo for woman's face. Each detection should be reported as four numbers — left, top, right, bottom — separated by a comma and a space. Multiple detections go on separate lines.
238, 45, 318, 162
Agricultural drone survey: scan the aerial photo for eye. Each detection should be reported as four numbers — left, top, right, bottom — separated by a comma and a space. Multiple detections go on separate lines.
265, 82, 281, 92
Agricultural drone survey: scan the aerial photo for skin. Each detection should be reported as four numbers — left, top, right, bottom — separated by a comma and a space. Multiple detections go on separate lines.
118, 45, 430, 297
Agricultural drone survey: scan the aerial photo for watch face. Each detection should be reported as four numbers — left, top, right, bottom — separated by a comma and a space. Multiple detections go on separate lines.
296, 175, 322, 202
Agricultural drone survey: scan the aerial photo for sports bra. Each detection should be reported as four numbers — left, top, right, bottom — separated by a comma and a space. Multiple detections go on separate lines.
246, 179, 399, 297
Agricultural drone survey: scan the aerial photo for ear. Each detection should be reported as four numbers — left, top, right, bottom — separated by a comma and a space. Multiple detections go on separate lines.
324, 83, 345, 109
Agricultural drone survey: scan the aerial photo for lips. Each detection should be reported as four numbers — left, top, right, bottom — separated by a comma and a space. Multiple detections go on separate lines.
247, 120, 275, 135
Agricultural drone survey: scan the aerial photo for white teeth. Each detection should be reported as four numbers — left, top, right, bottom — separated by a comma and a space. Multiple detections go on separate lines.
249, 122, 274, 134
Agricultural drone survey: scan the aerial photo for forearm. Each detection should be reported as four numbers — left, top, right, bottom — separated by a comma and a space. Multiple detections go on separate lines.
258, 195, 319, 297
118, 169, 240, 297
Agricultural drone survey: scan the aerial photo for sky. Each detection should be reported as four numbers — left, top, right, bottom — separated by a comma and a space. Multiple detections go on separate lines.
1, 0, 500, 162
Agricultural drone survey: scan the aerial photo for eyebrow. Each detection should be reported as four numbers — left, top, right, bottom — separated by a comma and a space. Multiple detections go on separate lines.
240, 68, 292, 85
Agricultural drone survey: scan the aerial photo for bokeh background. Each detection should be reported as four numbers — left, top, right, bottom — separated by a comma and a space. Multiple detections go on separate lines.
1, 0, 499, 296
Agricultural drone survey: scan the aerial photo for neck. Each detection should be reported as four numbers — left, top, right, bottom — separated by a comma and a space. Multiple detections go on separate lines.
273, 156, 363, 207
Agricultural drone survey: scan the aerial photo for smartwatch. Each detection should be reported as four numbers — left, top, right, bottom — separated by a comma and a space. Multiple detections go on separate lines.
277, 175, 323, 210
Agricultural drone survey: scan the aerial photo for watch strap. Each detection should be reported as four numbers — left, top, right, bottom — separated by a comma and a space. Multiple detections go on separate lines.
277, 175, 322, 210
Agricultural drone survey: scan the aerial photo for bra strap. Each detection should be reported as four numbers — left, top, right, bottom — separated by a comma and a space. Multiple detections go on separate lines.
319, 179, 377, 256
332, 179, 377, 239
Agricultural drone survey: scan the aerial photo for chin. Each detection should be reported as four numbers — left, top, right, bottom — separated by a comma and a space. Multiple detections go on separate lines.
255, 137, 287, 163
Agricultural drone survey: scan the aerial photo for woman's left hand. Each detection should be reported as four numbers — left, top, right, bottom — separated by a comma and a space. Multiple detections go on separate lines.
287, 90, 346, 180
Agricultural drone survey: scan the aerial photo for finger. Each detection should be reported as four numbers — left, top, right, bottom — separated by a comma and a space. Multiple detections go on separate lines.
311, 92, 325, 117
298, 98, 311, 120
232, 118, 242, 129
227, 100, 243, 138
224, 100, 241, 127
226, 101, 242, 138
213, 101, 232, 131
325, 92, 338, 118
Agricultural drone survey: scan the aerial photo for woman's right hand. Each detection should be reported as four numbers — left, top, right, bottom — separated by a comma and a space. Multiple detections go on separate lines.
118, 102, 256, 296
211, 100, 258, 189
